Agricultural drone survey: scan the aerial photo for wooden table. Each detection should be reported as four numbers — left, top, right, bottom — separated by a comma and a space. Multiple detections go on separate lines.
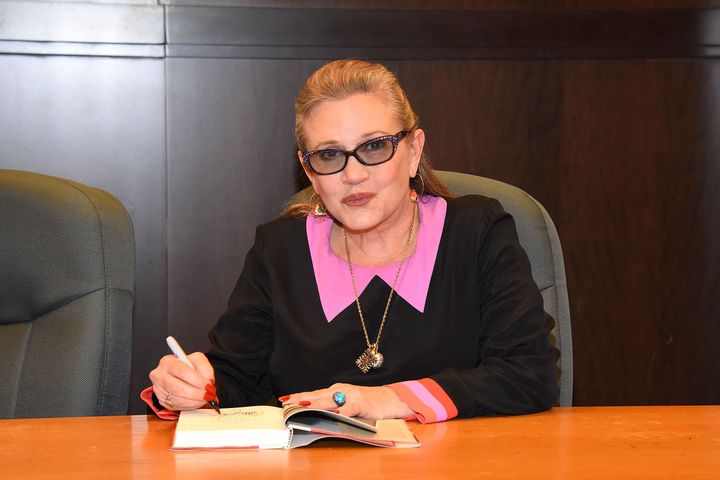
1, 406, 718, 479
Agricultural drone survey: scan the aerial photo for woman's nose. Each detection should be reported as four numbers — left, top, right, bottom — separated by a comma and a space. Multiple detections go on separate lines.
342, 154, 369, 183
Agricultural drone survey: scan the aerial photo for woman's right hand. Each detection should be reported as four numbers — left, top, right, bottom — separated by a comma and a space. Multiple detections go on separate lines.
149, 352, 215, 411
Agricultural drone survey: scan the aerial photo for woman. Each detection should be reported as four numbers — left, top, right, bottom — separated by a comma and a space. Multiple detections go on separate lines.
146, 60, 559, 422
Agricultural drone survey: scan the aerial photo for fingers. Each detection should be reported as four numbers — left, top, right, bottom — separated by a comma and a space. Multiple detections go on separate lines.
154, 384, 205, 411
151, 380, 206, 411
187, 352, 215, 382
162, 354, 209, 388
149, 354, 213, 411
280, 383, 357, 414
333, 387, 363, 418
278, 384, 412, 419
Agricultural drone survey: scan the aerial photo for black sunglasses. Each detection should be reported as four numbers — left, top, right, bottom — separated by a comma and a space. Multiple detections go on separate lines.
302, 131, 410, 175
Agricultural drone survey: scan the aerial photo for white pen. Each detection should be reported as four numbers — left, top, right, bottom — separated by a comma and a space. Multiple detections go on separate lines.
166, 336, 221, 414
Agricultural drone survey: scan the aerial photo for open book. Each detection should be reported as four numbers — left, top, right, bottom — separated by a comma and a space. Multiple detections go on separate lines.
171, 404, 420, 450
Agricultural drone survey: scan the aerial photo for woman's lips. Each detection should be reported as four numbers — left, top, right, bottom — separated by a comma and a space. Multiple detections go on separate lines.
342, 193, 375, 207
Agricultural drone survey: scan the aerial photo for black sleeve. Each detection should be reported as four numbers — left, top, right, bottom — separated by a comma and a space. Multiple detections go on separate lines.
431, 199, 560, 416
206, 225, 276, 407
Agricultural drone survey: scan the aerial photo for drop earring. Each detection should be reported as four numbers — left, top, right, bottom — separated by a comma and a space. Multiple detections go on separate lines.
314, 202, 328, 216
410, 174, 425, 201
310, 192, 328, 216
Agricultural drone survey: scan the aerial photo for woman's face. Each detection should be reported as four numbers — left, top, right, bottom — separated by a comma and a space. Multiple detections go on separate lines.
299, 93, 424, 234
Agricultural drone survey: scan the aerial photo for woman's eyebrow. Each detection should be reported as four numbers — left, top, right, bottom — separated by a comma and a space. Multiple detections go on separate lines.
312, 131, 391, 150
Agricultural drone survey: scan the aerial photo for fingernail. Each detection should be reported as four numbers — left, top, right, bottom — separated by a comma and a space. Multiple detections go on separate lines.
278, 395, 290, 402
299, 401, 311, 407
205, 383, 217, 394
332, 409, 340, 414
204, 391, 218, 402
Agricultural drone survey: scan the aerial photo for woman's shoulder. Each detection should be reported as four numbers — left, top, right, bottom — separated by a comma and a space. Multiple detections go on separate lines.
445, 194, 508, 222
441, 195, 520, 258
258, 212, 306, 231
253, 213, 307, 246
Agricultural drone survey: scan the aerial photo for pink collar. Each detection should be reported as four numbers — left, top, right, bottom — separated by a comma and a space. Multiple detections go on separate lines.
306, 196, 447, 322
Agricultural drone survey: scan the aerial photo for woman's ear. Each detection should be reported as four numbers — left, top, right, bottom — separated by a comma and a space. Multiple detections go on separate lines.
408, 129, 425, 177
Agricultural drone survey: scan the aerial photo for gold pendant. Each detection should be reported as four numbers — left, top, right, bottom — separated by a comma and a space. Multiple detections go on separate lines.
356, 347, 384, 373
356, 348, 374, 373
370, 351, 384, 369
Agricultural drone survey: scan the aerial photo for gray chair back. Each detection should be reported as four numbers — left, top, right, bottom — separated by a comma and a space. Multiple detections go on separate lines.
435, 171, 572, 406
0, 170, 135, 418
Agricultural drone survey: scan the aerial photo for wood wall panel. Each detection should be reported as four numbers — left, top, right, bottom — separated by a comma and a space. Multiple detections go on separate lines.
393, 59, 720, 404
165, 7, 720, 60
395, 61, 564, 211
556, 61, 720, 404
162, 0, 720, 11
165, 59, 324, 354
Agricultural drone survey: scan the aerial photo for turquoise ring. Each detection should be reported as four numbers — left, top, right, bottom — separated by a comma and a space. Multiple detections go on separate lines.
332, 391, 346, 407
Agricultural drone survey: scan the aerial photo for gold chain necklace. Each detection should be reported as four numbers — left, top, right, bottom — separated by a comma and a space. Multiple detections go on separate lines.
343, 204, 416, 373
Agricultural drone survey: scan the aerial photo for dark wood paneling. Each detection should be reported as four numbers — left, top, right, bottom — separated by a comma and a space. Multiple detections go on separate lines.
167, 6, 720, 59
395, 60, 720, 404
165, 59, 324, 354
395, 61, 564, 207
555, 61, 720, 404
163, 0, 720, 10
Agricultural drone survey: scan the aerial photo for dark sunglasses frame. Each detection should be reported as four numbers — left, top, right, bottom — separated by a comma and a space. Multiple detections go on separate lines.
302, 130, 410, 175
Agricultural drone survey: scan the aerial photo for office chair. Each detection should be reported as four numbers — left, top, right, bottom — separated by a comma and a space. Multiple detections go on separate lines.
292, 170, 573, 406
433, 171, 572, 406
0, 170, 135, 418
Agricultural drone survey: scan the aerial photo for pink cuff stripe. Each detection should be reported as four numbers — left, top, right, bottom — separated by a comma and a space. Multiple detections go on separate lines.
388, 378, 457, 424
423, 379, 459, 420
388, 382, 439, 423
403, 380, 449, 422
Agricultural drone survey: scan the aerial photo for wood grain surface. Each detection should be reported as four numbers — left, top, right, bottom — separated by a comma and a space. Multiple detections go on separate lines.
1, 407, 718, 479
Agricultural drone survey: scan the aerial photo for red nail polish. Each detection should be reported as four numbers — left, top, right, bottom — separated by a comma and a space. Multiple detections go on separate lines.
332, 409, 340, 414
204, 391, 219, 403
205, 383, 217, 394
279, 395, 290, 402
299, 401, 311, 407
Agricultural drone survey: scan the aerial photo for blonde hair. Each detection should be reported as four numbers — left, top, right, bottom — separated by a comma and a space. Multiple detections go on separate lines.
287, 59, 452, 216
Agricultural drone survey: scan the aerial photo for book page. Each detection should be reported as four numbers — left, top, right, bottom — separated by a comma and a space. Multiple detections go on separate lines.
179, 406, 286, 432
282, 405, 377, 432
286, 418, 420, 448
172, 406, 291, 450
374, 419, 420, 446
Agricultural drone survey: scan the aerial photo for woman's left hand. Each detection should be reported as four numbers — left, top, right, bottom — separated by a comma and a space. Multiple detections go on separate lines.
280, 383, 414, 419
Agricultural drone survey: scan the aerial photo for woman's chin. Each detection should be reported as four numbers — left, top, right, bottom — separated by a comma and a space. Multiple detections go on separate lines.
334, 214, 381, 234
